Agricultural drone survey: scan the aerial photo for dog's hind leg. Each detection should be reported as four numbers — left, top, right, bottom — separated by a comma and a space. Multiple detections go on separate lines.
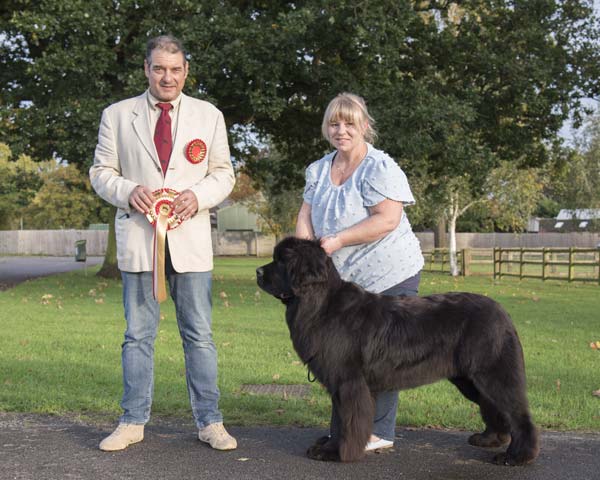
472, 374, 539, 466
470, 397, 511, 448
450, 377, 511, 448
337, 376, 374, 462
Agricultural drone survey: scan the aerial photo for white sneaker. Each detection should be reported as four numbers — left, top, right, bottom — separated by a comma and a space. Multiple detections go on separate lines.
198, 422, 237, 450
365, 437, 394, 451
99, 423, 144, 451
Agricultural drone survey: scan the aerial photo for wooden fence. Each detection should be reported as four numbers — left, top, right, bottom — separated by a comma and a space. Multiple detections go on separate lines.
493, 247, 600, 284
423, 247, 600, 284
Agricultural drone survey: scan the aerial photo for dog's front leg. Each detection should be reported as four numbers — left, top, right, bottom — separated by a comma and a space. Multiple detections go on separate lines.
307, 398, 342, 461
337, 377, 375, 462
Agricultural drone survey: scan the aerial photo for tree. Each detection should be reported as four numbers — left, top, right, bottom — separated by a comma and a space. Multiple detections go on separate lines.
547, 111, 600, 210
0, 143, 43, 229
23, 163, 109, 229
233, 154, 303, 239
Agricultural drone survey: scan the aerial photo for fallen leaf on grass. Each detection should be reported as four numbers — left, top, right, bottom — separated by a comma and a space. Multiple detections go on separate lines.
219, 291, 228, 299
592, 390, 600, 398
556, 379, 561, 392
590, 341, 600, 350
272, 374, 281, 380
41, 294, 54, 305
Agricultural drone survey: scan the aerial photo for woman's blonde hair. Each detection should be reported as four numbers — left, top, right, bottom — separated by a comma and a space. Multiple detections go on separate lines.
321, 92, 377, 144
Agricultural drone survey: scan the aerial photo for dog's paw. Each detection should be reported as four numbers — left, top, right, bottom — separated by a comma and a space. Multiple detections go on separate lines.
493, 452, 518, 466
469, 431, 511, 448
492, 451, 535, 466
306, 443, 340, 462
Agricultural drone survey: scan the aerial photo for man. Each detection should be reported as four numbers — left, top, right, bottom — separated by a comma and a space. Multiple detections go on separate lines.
90, 35, 236, 452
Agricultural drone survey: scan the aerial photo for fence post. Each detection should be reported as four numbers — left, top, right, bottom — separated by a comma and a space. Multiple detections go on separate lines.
568, 247, 574, 282
519, 248, 524, 280
597, 248, 600, 286
542, 248, 547, 281
494, 247, 500, 280
462, 248, 470, 276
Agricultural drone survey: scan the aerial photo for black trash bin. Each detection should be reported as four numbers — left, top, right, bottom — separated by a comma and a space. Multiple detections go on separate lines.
75, 240, 87, 262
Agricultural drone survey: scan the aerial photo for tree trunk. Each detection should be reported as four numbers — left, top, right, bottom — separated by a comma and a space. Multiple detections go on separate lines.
434, 218, 447, 248
448, 214, 459, 276
448, 193, 460, 277
97, 206, 120, 279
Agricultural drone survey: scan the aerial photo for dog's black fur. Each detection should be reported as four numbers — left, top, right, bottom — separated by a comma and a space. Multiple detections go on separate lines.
256, 237, 539, 465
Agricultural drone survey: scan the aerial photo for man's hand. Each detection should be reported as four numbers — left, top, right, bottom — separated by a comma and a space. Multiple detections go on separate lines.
172, 189, 198, 221
129, 185, 154, 214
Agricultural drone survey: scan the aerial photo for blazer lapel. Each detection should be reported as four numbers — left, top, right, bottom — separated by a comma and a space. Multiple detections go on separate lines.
170, 93, 193, 173
132, 93, 162, 171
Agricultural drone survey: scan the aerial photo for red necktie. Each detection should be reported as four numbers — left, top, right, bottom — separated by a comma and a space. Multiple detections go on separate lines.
154, 102, 173, 174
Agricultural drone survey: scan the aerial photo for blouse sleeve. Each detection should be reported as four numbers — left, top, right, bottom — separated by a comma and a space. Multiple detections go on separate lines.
302, 162, 319, 205
361, 154, 416, 207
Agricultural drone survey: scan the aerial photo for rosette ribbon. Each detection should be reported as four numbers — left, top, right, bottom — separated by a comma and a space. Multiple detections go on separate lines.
146, 188, 183, 303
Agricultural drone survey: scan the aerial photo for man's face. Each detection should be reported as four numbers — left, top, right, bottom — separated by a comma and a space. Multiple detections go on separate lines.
144, 49, 188, 102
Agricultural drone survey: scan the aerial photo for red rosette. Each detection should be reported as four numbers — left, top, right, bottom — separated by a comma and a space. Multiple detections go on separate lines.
146, 188, 183, 230
185, 138, 207, 164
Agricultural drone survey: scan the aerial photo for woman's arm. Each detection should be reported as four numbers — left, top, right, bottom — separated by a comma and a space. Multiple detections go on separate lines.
295, 201, 315, 239
320, 199, 403, 255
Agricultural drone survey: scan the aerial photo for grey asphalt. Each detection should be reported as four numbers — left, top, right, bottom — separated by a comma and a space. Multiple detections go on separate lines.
1, 257, 600, 479
1, 413, 600, 480
0, 256, 104, 290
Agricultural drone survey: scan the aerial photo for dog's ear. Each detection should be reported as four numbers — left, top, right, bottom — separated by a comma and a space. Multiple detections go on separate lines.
285, 239, 329, 295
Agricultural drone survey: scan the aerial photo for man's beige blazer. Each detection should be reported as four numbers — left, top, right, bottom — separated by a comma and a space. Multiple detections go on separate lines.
90, 92, 235, 273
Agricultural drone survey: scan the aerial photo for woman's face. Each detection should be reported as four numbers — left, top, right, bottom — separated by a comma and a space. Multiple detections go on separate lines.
327, 117, 366, 153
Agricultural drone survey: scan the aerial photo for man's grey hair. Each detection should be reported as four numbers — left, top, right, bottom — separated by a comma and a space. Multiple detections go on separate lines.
145, 35, 187, 64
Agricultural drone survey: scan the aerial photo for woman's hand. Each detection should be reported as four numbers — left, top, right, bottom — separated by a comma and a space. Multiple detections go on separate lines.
320, 234, 343, 256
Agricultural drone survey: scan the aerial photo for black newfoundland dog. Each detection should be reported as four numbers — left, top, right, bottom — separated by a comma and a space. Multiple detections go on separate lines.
256, 237, 539, 465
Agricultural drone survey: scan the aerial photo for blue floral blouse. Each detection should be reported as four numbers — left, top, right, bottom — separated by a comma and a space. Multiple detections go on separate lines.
303, 144, 424, 293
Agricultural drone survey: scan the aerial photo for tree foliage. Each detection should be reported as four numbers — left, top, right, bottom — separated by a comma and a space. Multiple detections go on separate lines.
2, 1, 599, 270
0, 142, 108, 230
546, 111, 600, 210
0, 144, 42, 229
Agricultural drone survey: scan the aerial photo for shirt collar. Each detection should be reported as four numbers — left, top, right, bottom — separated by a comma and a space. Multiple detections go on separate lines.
146, 89, 182, 111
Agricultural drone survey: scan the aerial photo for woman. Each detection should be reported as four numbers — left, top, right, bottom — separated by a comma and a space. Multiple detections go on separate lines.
295, 92, 424, 451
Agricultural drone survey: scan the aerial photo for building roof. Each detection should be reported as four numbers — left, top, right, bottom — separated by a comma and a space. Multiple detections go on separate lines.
556, 209, 600, 220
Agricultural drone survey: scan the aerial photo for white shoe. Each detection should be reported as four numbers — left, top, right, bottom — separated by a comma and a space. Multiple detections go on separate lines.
198, 422, 237, 450
365, 437, 394, 451
99, 423, 144, 451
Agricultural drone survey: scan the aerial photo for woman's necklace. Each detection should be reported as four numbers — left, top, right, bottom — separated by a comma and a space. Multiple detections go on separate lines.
334, 162, 349, 174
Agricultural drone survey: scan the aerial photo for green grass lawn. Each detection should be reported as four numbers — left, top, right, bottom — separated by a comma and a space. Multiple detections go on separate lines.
1, 257, 599, 432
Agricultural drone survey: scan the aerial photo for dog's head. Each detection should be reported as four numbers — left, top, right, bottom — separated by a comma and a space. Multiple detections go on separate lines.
256, 237, 337, 303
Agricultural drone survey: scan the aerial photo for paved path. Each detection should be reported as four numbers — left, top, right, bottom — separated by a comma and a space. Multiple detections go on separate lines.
0, 256, 103, 290
1, 414, 599, 480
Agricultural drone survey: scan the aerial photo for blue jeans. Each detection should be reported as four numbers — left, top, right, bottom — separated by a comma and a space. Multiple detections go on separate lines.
119, 266, 222, 429
330, 273, 420, 442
